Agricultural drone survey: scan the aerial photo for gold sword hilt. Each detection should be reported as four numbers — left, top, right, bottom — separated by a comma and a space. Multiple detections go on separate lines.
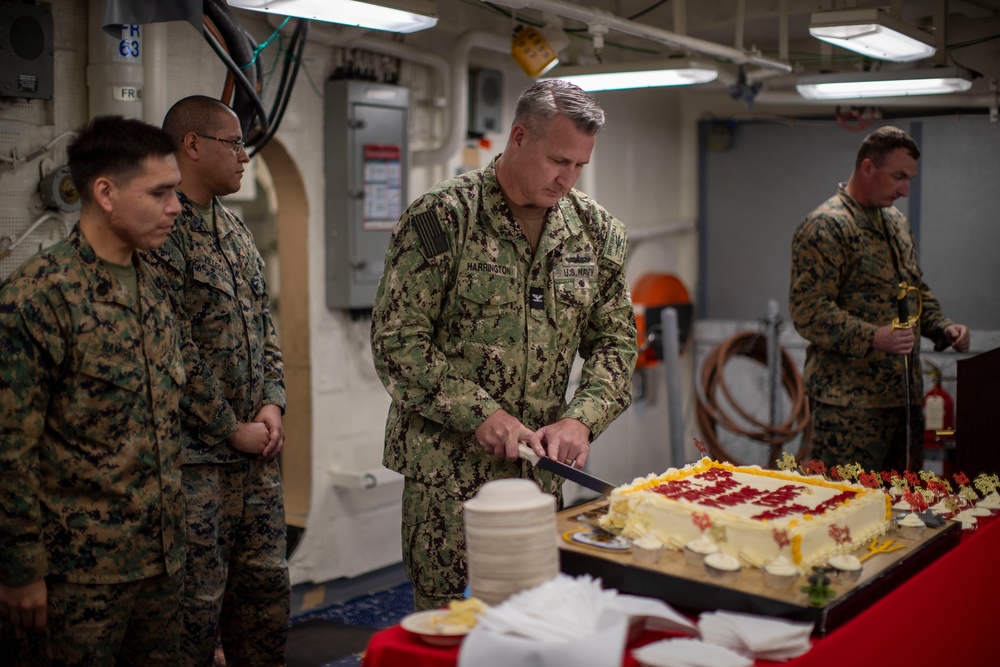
891, 282, 922, 331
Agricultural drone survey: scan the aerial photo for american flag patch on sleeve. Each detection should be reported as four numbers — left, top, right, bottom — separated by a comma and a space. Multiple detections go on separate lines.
412, 210, 449, 258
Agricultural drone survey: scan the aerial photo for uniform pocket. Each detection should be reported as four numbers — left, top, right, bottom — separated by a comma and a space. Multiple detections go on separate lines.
452, 272, 518, 344
63, 349, 146, 453
191, 260, 236, 300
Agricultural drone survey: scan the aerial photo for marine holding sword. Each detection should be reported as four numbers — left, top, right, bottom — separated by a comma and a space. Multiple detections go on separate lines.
371, 80, 637, 611
790, 125, 969, 474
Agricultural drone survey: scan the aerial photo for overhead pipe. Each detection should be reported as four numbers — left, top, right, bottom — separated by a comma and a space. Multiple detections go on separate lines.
734, 0, 745, 52
142, 22, 168, 125
312, 27, 510, 166
274, 18, 509, 166
484, 0, 792, 73
297, 21, 451, 105
416, 30, 510, 167
88, 0, 143, 119
662, 308, 685, 468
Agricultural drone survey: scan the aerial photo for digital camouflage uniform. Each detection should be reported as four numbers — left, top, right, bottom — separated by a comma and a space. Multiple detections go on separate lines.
371, 157, 637, 610
144, 192, 288, 667
790, 184, 955, 471
0, 226, 186, 665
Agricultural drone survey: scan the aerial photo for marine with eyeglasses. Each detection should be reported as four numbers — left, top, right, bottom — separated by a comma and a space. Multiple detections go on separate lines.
143, 95, 289, 667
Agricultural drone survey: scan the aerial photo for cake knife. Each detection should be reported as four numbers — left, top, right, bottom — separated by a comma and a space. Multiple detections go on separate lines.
517, 444, 617, 496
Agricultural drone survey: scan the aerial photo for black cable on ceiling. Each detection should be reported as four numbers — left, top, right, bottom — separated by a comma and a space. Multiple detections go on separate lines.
200, 0, 310, 156
204, 0, 267, 140
249, 18, 309, 157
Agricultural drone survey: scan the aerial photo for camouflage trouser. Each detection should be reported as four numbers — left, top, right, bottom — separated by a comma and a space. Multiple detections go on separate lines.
401, 478, 468, 612
1, 571, 182, 666
810, 401, 923, 472
181, 458, 289, 667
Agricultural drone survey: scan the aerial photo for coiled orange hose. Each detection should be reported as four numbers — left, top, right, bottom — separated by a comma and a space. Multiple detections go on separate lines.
695, 331, 812, 467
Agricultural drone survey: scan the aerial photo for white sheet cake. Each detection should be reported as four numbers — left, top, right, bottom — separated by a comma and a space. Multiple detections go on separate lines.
600, 458, 893, 572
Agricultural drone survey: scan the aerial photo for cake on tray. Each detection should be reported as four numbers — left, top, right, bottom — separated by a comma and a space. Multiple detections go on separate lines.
600, 458, 893, 573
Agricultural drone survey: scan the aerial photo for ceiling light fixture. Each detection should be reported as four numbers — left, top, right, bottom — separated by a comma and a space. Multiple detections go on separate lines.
226, 0, 437, 33
808, 8, 935, 63
796, 67, 973, 100
541, 58, 718, 92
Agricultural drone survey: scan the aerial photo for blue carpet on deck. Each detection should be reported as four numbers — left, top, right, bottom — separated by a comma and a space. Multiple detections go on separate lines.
287, 582, 414, 667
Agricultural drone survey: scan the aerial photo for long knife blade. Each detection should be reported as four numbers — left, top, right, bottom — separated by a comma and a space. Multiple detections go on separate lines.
517, 444, 617, 496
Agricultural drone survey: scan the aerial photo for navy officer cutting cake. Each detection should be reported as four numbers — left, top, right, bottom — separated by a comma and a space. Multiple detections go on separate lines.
371, 79, 638, 611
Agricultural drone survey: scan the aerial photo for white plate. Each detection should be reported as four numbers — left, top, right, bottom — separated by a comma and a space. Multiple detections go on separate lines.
567, 529, 632, 551
400, 609, 470, 647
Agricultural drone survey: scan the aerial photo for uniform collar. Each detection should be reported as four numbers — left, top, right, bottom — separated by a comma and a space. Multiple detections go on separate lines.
836, 182, 885, 234
484, 155, 581, 253
70, 225, 137, 308
177, 190, 235, 237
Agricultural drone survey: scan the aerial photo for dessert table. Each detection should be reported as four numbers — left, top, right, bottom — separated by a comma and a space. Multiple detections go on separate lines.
361, 514, 998, 667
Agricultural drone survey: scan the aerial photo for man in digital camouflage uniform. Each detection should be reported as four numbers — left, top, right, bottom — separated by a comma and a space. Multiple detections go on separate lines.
145, 96, 288, 666
790, 125, 969, 472
371, 80, 637, 611
0, 115, 186, 665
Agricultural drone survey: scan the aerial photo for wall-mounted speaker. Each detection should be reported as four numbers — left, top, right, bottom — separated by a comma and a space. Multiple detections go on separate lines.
468, 68, 503, 137
0, 2, 54, 100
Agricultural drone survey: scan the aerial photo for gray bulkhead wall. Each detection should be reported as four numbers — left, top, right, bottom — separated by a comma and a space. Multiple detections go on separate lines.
697, 117, 1000, 330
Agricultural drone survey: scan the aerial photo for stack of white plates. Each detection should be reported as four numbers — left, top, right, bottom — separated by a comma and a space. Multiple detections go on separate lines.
464, 478, 559, 606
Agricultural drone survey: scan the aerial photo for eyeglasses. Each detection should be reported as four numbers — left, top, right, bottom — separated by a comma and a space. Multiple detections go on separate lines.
195, 133, 246, 156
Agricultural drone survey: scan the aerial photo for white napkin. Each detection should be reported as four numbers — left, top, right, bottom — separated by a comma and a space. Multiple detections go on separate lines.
631, 638, 753, 667
698, 610, 813, 661
612, 593, 699, 636
458, 574, 697, 667
460, 607, 627, 667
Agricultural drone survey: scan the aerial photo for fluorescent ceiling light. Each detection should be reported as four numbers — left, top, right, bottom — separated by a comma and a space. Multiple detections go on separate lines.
809, 8, 935, 62
796, 67, 973, 100
542, 59, 718, 92
227, 0, 437, 33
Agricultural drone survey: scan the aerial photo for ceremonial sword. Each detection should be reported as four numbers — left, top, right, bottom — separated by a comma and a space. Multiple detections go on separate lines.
892, 282, 922, 471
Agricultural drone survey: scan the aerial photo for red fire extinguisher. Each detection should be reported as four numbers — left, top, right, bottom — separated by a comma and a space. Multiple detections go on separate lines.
922, 359, 954, 445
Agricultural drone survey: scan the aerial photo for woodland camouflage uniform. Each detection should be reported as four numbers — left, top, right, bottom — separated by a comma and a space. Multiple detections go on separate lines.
145, 192, 288, 666
0, 227, 187, 664
371, 157, 637, 610
790, 184, 956, 470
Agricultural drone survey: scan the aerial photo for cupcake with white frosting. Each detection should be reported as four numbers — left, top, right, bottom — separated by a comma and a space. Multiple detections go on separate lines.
898, 512, 926, 540
827, 554, 863, 583
683, 534, 719, 567
978, 491, 1000, 511
762, 555, 799, 589
704, 552, 741, 584
631, 535, 664, 566
892, 497, 913, 513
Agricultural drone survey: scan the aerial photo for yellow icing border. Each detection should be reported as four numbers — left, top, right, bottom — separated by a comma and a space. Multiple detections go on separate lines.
790, 534, 803, 564
624, 457, 881, 508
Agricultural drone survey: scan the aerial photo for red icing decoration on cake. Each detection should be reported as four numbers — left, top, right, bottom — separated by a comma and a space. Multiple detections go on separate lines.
652, 467, 857, 521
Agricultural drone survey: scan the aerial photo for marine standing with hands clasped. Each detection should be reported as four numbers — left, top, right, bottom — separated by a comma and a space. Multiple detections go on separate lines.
790, 125, 969, 473
145, 95, 289, 666
0, 116, 187, 665
371, 79, 637, 611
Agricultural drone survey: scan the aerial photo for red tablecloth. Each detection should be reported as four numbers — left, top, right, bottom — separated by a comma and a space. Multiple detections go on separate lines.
362, 516, 999, 667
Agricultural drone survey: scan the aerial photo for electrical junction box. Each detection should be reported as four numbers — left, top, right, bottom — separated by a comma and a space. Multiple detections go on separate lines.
0, 1, 54, 100
469, 68, 502, 136
325, 80, 409, 310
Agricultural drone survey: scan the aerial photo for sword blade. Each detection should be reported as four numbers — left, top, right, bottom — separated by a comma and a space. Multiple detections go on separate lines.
904, 354, 912, 471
